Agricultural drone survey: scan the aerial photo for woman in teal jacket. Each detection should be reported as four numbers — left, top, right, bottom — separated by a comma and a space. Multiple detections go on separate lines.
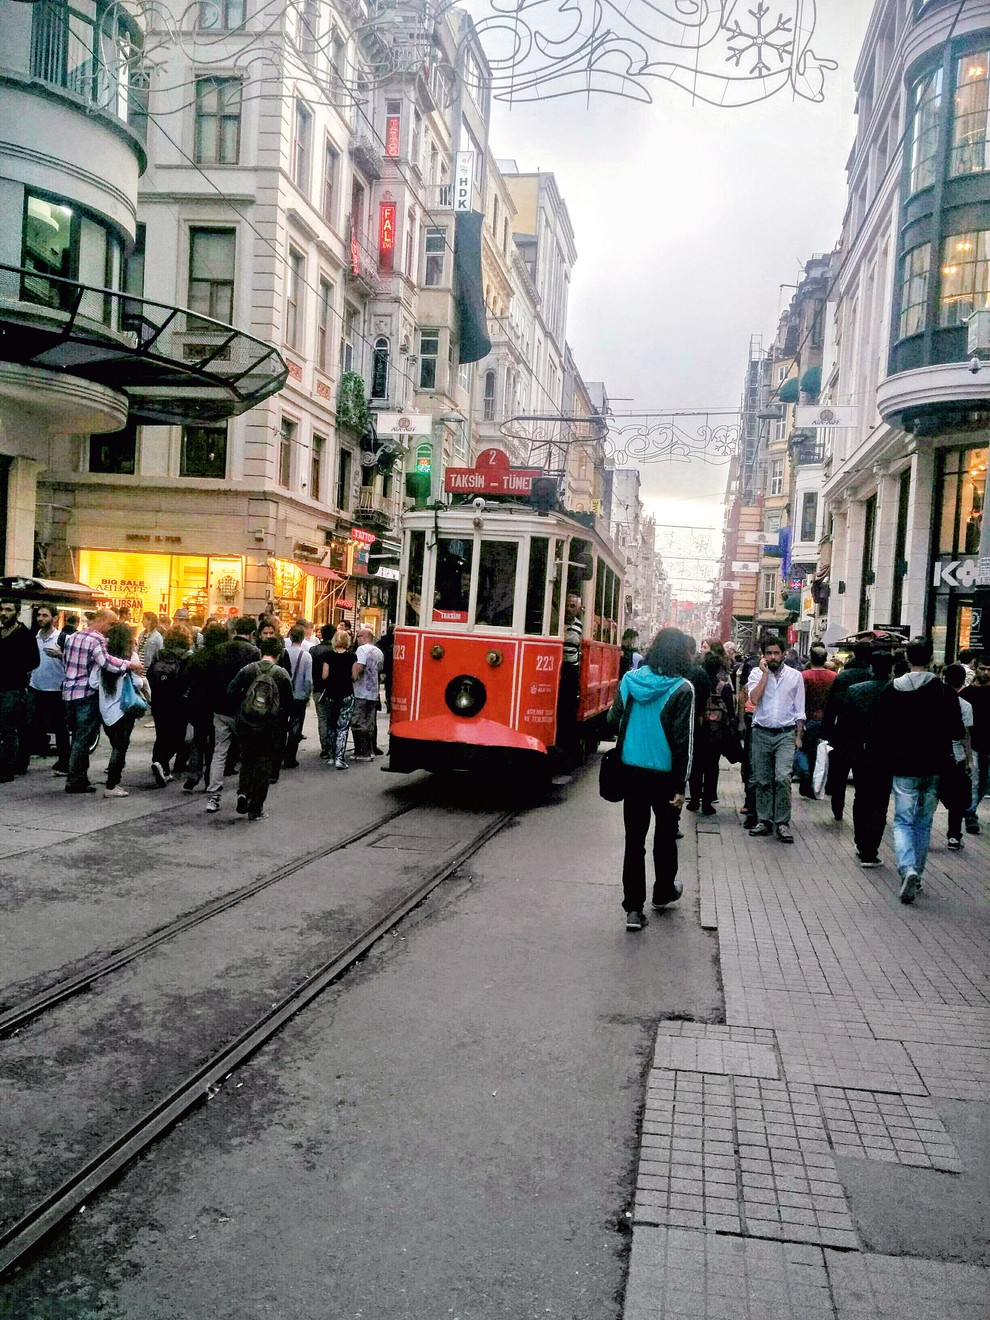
607, 628, 695, 931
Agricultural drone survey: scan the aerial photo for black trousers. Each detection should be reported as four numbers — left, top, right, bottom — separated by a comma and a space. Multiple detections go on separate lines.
621, 768, 681, 913
237, 721, 284, 816
105, 711, 138, 789
827, 743, 855, 818
852, 752, 891, 861
689, 737, 721, 807
940, 760, 973, 838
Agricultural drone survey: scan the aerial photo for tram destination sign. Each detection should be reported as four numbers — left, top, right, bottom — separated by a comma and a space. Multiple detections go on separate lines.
445, 447, 543, 496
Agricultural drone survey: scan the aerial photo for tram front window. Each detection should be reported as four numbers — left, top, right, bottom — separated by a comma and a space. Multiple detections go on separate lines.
476, 540, 518, 628
405, 529, 425, 625
435, 537, 473, 622
525, 536, 548, 633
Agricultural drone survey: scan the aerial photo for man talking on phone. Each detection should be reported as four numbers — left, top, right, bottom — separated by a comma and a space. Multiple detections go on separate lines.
747, 634, 806, 843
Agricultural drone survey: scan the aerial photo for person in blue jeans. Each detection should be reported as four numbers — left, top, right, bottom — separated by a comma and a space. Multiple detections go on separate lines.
872, 636, 964, 903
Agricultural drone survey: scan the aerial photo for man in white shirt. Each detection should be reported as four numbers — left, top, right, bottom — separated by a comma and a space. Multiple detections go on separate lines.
747, 634, 806, 842
29, 605, 71, 772
351, 627, 384, 762
281, 624, 313, 768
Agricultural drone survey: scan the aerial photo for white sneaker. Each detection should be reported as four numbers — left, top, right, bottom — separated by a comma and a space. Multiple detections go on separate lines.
104, 786, 129, 798
899, 869, 921, 904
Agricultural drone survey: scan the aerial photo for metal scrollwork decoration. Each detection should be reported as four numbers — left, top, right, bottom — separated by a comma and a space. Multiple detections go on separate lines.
604, 417, 740, 465
472, 0, 836, 107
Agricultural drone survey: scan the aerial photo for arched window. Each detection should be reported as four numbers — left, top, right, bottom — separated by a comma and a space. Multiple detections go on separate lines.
371, 335, 389, 399
483, 368, 497, 421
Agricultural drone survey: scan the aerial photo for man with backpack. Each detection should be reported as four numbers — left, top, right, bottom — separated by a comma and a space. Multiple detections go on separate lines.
226, 635, 293, 820
202, 616, 260, 814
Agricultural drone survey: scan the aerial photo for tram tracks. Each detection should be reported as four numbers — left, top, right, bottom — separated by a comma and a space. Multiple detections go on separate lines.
0, 803, 518, 1279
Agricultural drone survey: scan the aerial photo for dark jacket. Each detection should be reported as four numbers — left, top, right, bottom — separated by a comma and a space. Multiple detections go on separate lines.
820, 661, 873, 745
872, 671, 964, 777
227, 658, 294, 731
847, 677, 892, 758
0, 622, 38, 691
208, 638, 262, 716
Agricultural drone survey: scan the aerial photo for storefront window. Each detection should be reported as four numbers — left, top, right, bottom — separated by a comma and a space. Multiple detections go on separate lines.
939, 231, 990, 327
89, 420, 137, 474
950, 51, 990, 178
269, 558, 310, 627
475, 540, 517, 629
898, 243, 930, 338
433, 537, 473, 622
909, 65, 942, 193
77, 550, 245, 624
937, 446, 987, 555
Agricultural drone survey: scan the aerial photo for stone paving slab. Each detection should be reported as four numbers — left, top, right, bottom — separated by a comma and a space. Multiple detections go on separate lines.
905, 1043, 990, 1102
775, 1028, 926, 1094
653, 1023, 779, 1079
815, 1086, 963, 1171
625, 1228, 989, 1320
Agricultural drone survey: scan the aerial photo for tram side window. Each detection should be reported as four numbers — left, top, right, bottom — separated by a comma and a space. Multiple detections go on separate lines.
549, 539, 563, 633
405, 529, 425, 625
593, 556, 606, 642
525, 536, 549, 634
607, 568, 620, 643
434, 537, 473, 620
476, 540, 518, 628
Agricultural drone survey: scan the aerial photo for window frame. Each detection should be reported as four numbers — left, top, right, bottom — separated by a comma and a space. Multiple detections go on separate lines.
939, 230, 990, 328
285, 245, 304, 350
760, 570, 778, 613
908, 65, 942, 194
768, 457, 784, 498
898, 241, 930, 339
322, 139, 339, 226
292, 98, 312, 194
198, 0, 245, 31
316, 275, 334, 374
194, 76, 242, 165
278, 415, 296, 489
949, 50, 990, 179
187, 225, 236, 325
180, 423, 228, 478
89, 419, 137, 475
336, 445, 353, 512
799, 491, 818, 543
422, 225, 447, 286
418, 328, 440, 390
310, 433, 325, 501
483, 369, 497, 422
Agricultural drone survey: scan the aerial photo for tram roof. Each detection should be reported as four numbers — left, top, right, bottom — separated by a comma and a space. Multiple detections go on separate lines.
400, 502, 622, 570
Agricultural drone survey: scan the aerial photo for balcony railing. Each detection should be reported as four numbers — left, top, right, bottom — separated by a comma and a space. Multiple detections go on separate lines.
790, 430, 826, 465
30, 0, 148, 142
0, 263, 287, 424
424, 183, 454, 209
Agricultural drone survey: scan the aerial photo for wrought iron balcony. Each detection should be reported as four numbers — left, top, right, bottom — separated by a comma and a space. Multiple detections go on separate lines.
29, 0, 149, 144
790, 429, 826, 465
0, 264, 287, 424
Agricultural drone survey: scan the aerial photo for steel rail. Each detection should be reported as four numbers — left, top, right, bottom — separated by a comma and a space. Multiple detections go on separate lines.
0, 799, 423, 1039
0, 808, 516, 1278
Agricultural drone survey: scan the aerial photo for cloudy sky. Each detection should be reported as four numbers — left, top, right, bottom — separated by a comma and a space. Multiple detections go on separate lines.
480, 0, 874, 598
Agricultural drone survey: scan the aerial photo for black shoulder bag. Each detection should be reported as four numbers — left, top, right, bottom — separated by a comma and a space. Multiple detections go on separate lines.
598, 700, 632, 802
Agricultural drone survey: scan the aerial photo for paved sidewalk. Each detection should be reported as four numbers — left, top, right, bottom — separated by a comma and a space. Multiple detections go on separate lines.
624, 773, 990, 1319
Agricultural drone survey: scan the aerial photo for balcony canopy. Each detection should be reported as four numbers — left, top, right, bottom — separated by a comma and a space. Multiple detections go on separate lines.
0, 264, 287, 424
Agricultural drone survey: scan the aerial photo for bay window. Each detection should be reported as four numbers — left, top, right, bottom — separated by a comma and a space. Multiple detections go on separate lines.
898, 242, 930, 338
909, 66, 942, 193
939, 230, 990, 327
950, 51, 990, 178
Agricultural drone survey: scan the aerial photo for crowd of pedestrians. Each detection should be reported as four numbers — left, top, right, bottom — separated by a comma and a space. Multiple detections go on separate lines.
0, 596, 391, 823
606, 624, 987, 931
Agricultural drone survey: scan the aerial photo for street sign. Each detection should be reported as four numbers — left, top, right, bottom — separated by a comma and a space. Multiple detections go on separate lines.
731, 560, 760, 574
794, 404, 858, 428
444, 446, 542, 496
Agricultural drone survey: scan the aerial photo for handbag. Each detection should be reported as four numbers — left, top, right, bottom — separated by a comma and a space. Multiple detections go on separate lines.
119, 671, 148, 715
598, 700, 632, 802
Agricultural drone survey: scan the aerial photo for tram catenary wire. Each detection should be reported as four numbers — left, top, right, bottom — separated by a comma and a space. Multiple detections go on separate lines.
0, 807, 518, 1279
0, 795, 425, 1038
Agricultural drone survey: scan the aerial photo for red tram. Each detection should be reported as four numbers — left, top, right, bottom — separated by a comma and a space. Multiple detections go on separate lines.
386, 450, 624, 779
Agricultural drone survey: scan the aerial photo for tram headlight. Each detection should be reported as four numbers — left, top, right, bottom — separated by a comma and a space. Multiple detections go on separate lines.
444, 674, 487, 717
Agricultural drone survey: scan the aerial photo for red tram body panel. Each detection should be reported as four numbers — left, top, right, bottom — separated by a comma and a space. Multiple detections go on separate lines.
386, 485, 624, 778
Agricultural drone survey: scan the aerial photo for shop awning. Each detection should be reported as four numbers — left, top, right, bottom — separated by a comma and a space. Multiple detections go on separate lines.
0, 576, 99, 607
293, 562, 346, 583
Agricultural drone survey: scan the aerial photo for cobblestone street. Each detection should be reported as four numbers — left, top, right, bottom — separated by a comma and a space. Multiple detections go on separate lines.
625, 775, 989, 1319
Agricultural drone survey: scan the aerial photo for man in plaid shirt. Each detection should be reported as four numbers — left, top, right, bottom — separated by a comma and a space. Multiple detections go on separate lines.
61, 609, 143, 793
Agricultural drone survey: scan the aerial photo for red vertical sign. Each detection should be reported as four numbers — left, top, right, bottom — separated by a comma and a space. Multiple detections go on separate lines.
385, 115, 401, 157
378, 202, 396, 271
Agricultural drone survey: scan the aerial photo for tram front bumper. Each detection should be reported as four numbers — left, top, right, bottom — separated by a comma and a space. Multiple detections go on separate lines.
385, 716, 548, 774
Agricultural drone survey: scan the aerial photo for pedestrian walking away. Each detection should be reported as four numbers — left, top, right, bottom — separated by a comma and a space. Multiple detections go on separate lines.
281, 625, 313, 769
147, 626, 193, 786
202, 617, 261, 814
939, 663, 975, 852
606, 626, 695, 932
820, 641, 873, 820
796, 642, 835, 798
61, 609, 143, 793
94, 622, 149, 797
227, 637, 293, 820
847, 650, 895, 867
350, 627, 383, 762
871, 636, 964, 903
309, 624, 336, 759
180, 622, 229, 792
964, 654, 990, 832
319, 630, 357, 769
688, 643, 734, 815
0, 596, 39, 782
746, 634, 806, 843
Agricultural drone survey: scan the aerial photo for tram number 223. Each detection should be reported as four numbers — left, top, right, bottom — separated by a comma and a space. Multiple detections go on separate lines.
535, 654, 556, 673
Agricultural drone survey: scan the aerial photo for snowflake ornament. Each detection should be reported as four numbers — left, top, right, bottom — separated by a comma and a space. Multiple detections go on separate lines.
725, 3, 795, 79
